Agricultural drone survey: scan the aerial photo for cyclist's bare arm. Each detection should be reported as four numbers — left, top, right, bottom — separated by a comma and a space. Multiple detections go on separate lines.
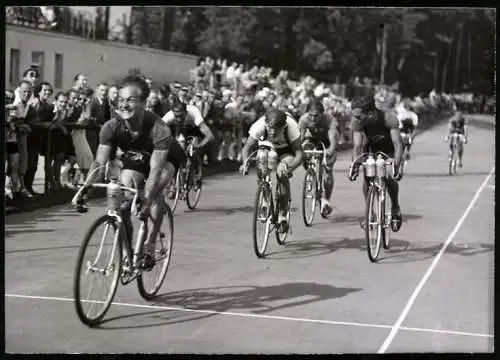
352, 131, 364, 162
86, 144, 112, 185
390, 128, 403, 169
197, 122, 215, 148
327, 121, 339, 155
288, 138, 304, 172
143, 149, 169, 208
241, 135, 257, 164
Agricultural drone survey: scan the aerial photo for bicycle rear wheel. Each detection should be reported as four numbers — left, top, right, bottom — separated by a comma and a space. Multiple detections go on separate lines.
187, 154, 203, 210
302, 169, 317, 227
74, 215, 123, 326
137, 202, 174, 300
365, 186, 382, 262
253, 184, 273, 258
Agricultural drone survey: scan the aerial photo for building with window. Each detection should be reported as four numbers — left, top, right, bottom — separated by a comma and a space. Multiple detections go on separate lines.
5, 23, 197, 91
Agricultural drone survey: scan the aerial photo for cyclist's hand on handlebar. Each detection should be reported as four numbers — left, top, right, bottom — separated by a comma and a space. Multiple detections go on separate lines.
139, 204, 151, 221
239, 164, 248, 176
348, 163, 359, 181
393, 165, 403, 181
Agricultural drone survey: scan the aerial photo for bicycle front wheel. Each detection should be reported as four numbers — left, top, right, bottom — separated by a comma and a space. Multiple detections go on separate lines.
187, 155, 203, 210
165, 170, 181, 213
137, 203, 174, 300
365, 186, 382, 263
253, 184, 273, 258
302, 169, 317, 227
74, 215, 123, 326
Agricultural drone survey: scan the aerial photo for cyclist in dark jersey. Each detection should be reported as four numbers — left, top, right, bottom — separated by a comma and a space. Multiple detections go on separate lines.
347, 95, 404, 231
75, 76, 182, 267
298, 98, 340, 216
445, 111, 468, 168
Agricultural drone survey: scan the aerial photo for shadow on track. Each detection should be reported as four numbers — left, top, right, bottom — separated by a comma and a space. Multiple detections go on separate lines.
379, 240, 494, 264
97, 282, 361, 330
405, 171, 493, 179
184, 205, 299, 216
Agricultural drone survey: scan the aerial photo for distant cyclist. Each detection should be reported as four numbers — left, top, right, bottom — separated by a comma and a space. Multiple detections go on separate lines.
445, 110, 468, 168
347, 95, 404, 232
162, 99, 215, 187
396, 99, 419, 160
240, 108, 303, 231
298, 98, 340, 217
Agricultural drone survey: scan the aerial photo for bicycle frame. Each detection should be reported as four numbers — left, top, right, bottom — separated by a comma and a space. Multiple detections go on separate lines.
303, 142, 327, 197
72, 166, 147, 279
244, 140, 282, 224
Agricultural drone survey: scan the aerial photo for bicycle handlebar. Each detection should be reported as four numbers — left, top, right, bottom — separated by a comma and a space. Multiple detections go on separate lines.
71, 165, 141, 212
303, 142, 327, 166
352, 151, 393, 166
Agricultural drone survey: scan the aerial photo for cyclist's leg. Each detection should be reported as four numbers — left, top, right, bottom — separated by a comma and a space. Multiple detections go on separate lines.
119, 169, 146, 252
458, 133, 465, 166
147, 162, 176, 249
277, 154, 294, 219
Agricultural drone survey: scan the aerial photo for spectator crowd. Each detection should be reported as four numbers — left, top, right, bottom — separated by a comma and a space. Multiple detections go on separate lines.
5, 55, 495, 204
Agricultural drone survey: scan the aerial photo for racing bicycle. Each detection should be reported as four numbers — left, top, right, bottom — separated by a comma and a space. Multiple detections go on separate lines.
165, 136, 203, 212
242, 140, 292, 258
351, 152, 396, 262
72, 165, 174, 326
302, 142, 328, 226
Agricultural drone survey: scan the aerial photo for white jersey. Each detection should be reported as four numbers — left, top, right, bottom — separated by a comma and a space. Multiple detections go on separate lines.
162, 104, 204, 127
397, 109, 419, 128
248, 114, 300, 150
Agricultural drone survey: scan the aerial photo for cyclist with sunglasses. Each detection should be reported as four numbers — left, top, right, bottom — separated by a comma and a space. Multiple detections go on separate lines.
347, 95, 404, 232
240, 107, 303, 231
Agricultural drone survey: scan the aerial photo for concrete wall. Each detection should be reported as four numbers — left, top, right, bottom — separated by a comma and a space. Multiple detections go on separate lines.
5, 24, 198, 91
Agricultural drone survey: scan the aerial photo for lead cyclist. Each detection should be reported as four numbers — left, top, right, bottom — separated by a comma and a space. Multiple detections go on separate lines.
75, 76, 181, 269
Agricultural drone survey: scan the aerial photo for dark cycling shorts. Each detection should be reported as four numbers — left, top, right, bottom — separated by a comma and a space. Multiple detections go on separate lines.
276, 146, 295, 158
121, 141, 187, 177
451, 126, 465, 135
363, 136, 395, 158
166, 140, 187, 173
400, 120, 415, 134
6, 142, 18, 154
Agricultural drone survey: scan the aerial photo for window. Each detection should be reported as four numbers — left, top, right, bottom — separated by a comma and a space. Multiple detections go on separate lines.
54, 53, 64, 89
31, 51, 45, 81
9, 49, 20, 86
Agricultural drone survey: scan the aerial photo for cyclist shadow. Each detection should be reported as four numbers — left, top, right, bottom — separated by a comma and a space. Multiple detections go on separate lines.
184, 206, 299, 216
378, 240, 494, 264
264, 237, 345, 260
97, 282, 362, 330
405, 171, 492, 178
313, 212, 423, 227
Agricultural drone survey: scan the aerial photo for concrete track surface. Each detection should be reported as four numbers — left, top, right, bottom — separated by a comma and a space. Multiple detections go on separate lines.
5, 115, 495, 354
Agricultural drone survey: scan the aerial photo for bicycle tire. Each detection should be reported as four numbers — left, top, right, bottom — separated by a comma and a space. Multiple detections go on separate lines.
365, 186, 382, 263
166, 170, 181, 213
74, 215, 123, 327
275, 184, 290, 245
252, 183, 272, 258
302, 168, 317, 227
186, 153, 203, 210
381, 186, 391, 250
137, 202, 174, 300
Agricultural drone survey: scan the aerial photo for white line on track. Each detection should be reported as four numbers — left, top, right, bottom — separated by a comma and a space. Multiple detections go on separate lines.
378, 166, 495, 354
5, 293, 493, 339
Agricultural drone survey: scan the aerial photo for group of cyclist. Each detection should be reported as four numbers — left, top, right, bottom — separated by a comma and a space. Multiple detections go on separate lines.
74, 75, 469, 265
